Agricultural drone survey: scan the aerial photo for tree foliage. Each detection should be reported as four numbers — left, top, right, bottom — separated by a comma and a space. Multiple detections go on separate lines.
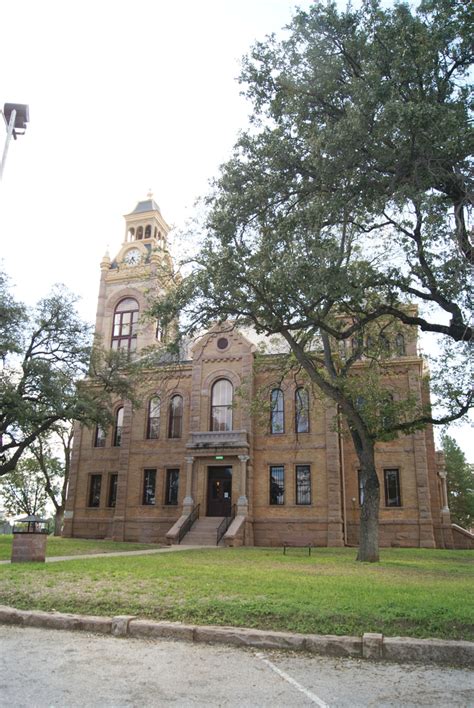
0, 461, 49, 518
0, 275, 136, 477
152, 0, 472, 562
235, 0, 472, 340
442, 434, 474, 529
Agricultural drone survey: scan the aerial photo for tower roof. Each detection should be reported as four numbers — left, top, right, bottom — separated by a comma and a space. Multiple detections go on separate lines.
131, 198, 160, 214
127, 191, 161, 216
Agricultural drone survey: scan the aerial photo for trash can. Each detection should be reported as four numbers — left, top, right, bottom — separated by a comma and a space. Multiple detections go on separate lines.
11, 515, 49, 562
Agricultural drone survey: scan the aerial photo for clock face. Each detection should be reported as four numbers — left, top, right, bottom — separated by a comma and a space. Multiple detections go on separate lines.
124, 248, 141, 265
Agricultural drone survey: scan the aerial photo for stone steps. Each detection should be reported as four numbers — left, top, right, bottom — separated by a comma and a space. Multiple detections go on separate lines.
180, 517, 225, 546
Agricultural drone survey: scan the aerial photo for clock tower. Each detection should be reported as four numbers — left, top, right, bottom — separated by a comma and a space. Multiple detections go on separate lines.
94, 193, 173, 352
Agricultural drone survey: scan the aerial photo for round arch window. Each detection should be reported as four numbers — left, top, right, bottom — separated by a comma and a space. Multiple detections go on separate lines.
111, 298, 139, 352
210, 379, 233, 431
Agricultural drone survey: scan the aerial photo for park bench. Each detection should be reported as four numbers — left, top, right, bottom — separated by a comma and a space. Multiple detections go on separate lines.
282, 540, 313, 556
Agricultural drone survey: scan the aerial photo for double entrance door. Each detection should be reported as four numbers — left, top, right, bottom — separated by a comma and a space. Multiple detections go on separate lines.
207, 466, 232, 517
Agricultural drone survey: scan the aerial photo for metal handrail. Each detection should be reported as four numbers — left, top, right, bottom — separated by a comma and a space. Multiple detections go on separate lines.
177, 504, 200, 544
216, 504, 236, 545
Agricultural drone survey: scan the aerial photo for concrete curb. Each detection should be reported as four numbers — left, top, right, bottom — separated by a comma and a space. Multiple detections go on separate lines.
0, 605, 472, 666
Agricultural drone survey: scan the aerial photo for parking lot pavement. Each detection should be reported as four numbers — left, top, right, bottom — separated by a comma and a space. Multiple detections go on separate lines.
0, 624, 473, 707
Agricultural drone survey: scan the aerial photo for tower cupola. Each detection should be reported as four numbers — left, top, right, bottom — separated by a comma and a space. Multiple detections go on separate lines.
123, 191, 171, 250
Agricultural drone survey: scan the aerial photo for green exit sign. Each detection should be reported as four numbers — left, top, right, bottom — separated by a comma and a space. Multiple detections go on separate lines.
215, 455, 224, 460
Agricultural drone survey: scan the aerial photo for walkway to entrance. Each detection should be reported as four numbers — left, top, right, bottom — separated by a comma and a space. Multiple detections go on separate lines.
0, 544, 223, 566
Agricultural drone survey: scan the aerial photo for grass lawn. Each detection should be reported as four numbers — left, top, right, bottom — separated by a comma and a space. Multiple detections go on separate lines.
0, 545, 472, 641
0, 535, 162, 561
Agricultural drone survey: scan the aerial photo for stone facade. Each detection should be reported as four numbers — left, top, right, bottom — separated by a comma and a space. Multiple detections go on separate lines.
63, 197, 457, 548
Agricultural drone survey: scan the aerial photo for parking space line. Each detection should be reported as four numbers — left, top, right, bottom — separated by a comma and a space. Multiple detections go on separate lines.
255, 651, 330, 707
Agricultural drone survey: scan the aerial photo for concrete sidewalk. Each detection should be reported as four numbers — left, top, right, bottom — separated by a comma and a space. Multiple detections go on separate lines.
0, 544, 219, 565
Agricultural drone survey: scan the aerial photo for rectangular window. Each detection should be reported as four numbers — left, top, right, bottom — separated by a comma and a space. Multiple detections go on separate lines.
270, 465, 285, 505
358, 469, 365, 506
143, 469, 157, 505
165, 469, 179, 506
296, 465, 311, 505
384, 468, 401, 507
108, 473, 118, 508
88, 474, 102, 508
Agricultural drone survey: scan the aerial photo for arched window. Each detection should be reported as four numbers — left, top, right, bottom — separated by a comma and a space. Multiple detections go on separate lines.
295, 387, 309, 433
210, 379, 233, 431
381, 392, 394, 429
168, 394, 183, 439
137, 226, 143, 240
380, 334, 390, 356
94, 424, 106, 448
395, 333, 405, 356
270, 388, 284, 434
113, 406, 124, 447
145, 225, 151, 238
351, 335, 363, 356
146, 396, 161, 439
156, 320, 164, 342
111, 298, 139, 352
128, 227, 135, 241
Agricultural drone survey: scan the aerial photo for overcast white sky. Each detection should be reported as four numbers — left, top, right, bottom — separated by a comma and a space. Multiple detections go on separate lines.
1, 0, 313, 314
0, 0, 471, 458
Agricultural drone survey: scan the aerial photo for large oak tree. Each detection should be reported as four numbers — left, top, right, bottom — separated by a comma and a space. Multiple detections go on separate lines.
152, 0, 472, 561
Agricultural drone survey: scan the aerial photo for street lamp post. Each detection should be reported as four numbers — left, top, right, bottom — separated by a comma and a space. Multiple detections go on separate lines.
0, 103, 29, 181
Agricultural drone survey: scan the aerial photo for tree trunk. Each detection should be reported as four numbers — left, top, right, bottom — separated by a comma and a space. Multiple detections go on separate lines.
54, 507, 64, 536
355, 441, 380, 562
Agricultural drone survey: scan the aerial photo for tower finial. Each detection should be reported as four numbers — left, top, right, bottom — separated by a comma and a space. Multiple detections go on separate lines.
147, 188, 153, 199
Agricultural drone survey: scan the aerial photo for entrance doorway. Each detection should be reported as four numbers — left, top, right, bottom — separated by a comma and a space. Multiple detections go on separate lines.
207, 466, 232, 517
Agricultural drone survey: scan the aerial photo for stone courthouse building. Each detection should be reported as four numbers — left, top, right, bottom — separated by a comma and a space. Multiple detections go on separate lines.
63, 196, 470, 549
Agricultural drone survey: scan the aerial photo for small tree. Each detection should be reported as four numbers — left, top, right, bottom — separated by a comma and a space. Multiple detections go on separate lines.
442, 434, 474, 529
0, 274, 137, 477
0, 461, 49, 518
30, 423, 73, 536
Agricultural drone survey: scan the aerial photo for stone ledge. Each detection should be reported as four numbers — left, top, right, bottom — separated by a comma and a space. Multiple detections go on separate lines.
383, 636, 474, 665
129, 619, 195, 641
0, 606, 111, 634
0, 605, 472, 666
304, 633, 361, 658
363, 632, 383, 659
194, 625, 306, 651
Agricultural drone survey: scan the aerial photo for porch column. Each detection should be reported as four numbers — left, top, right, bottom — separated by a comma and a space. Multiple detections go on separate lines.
438, 469, 449, 512
237, 454, 249, 514
183, 455, 195, 514
436, 451, 453, 548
